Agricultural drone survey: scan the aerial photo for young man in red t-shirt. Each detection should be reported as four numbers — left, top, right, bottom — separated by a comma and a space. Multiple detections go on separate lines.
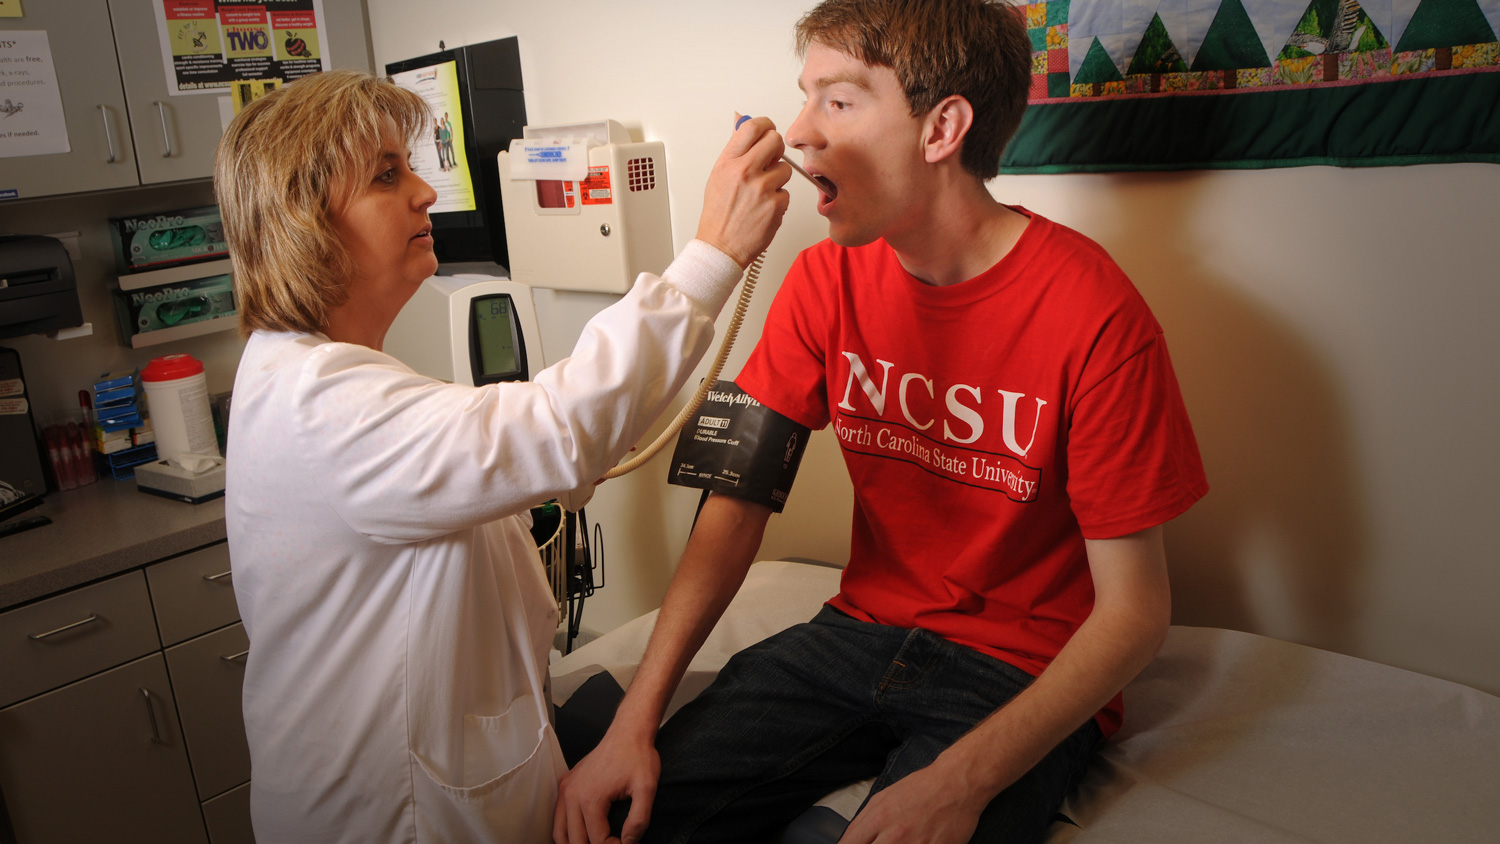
555, 2, 1208, 843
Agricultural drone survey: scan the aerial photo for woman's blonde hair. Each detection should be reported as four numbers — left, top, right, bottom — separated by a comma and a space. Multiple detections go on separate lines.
215, 70, 430, 337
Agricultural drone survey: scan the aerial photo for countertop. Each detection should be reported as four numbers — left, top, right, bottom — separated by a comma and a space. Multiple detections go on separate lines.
0, 479, 226, 610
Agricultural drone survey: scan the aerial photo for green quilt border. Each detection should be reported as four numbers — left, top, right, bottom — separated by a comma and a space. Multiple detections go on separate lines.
1000, 71, 1500, 173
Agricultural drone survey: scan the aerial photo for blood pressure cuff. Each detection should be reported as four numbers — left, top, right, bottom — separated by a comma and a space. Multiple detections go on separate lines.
667, 381, 810, 513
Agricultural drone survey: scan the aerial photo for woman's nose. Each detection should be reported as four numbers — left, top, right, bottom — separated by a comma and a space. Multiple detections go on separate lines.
413, 176, 438, 209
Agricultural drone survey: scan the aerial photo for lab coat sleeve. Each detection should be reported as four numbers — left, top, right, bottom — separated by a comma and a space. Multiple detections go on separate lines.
294, 240, 742, 543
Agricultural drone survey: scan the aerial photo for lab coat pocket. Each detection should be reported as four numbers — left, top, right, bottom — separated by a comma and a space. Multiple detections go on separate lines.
410, 693, 565, 844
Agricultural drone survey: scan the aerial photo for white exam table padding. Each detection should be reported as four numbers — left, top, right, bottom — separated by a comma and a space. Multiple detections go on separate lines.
549, 561, 1500, 842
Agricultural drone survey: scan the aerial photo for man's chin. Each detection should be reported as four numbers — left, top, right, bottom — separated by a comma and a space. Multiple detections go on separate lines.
827, 225, 880, 249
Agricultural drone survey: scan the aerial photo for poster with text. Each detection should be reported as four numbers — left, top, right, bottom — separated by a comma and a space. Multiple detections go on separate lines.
154, 0, 331, 96
0, 31, 69, 159
390, 61, 477, 214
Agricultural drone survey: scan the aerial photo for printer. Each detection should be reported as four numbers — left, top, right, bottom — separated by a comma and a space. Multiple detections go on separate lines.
0, 234, 82, 339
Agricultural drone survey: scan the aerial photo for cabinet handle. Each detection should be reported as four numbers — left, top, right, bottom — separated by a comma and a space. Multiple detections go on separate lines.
141, 688, 163, 744
97, 105, 118, 163
27, 613, 100, 640
152, 101, 173, 158
202, 569, 233, 583
221, 649, 249, 664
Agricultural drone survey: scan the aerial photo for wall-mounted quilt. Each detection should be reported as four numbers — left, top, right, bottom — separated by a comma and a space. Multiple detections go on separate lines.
1001, 0, 1500, 172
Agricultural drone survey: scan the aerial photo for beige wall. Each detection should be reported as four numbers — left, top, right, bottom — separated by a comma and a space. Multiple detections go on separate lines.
366, 0, 1499, 696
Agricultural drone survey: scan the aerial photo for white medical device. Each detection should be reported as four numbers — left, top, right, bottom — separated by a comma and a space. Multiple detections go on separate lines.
497, 119, 674, 294
384, 274, 544, 386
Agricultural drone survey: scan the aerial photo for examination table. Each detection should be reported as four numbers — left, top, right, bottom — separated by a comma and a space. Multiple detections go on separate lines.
550, 560, 1499, 843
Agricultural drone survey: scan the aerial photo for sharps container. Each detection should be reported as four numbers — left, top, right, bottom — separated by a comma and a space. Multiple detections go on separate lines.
141, 354, 219, 462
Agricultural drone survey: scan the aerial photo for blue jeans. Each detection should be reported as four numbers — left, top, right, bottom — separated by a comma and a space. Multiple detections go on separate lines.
643, 606, 1105, 844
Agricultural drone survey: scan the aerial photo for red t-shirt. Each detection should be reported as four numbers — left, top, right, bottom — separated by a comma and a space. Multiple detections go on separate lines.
736, 210, 1208, 735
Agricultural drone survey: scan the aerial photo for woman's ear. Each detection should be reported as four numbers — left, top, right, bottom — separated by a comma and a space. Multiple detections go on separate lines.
922, 95, 975, 165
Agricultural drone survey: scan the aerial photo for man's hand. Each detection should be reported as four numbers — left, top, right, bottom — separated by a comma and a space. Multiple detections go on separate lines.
696, 115, 792, 268
553, 729, 660, 844
837, 760, 987, 844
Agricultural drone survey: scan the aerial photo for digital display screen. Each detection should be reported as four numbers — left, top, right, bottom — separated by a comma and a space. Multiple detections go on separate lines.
472, 294, 520, 379
389, 60, 478, 214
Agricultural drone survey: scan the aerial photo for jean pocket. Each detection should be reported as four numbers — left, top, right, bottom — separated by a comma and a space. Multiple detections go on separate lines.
410, 693, 565, 843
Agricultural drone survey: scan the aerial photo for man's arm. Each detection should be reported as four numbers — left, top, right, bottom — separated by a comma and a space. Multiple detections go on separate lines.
555, 493, 774, 844
837, 525, 1172, 844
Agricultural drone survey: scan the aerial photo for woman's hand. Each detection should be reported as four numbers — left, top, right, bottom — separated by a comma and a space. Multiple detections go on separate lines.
695, 116, 793, 268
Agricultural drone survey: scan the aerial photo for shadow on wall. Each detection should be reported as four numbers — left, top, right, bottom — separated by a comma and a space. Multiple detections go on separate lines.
1095, 172, 1370, 656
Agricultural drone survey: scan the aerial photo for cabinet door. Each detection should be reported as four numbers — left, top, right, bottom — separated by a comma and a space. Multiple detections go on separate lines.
0, 654, 208, 844
0, 2, 140, 198
165, 623, 251, 800
107, 0, 226, 185
201, 782, 255, 844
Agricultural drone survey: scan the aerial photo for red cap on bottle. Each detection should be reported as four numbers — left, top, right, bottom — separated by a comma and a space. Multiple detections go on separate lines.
141, 354, 205, 382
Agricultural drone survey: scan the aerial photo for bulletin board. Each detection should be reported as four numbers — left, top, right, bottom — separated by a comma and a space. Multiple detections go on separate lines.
1000, 0, 1500, 172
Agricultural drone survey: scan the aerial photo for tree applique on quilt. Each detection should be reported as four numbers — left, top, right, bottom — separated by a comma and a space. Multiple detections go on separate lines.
1023, 0, 1500, 100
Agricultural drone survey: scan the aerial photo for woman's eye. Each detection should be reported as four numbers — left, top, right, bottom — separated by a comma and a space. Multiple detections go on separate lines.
376, 168, 396, 185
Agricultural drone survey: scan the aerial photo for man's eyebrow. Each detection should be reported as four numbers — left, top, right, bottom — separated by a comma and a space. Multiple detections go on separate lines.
797, 71, 874, 94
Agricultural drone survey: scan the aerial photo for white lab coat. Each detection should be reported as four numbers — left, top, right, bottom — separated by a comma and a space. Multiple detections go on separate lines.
226, 242, 741, 843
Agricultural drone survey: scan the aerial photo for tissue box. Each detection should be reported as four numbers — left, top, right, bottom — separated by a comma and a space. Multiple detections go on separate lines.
134, 457, 226, 504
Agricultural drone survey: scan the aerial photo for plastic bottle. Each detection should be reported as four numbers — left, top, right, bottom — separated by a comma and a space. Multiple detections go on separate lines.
141, 354, 219, 463
71, 421, 97, 485
45, 423, 77, 491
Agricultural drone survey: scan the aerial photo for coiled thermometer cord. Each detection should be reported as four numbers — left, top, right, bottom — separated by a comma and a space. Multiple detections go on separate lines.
600, 251, 764, 480
599, 115, 833, 481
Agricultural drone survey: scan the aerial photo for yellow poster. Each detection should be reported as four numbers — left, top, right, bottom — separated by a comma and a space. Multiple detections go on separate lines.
154, 0, 330, 96
389, 60, 477, 214
168, 16, 222, 57
230, 78, 281, 114
0, 0, 23, 20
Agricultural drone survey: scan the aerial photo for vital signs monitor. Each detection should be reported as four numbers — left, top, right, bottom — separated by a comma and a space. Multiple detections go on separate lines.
383, 274, 544, 386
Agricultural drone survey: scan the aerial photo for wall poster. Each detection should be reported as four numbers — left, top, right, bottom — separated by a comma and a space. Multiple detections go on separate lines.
389, 61, 478, 215
153, 0, 331, 96
1003, 0, 1500, 172
0, 30, 69, 160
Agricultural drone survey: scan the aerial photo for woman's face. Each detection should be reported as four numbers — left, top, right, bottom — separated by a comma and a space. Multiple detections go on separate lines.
330, 118, 439, 307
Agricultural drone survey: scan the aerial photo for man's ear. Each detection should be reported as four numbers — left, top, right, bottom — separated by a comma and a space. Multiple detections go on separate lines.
922, 95, 974, 165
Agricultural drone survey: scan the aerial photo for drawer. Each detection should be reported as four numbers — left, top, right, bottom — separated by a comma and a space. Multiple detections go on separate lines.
203, 781, 255, 844
165, 622, 251, 799
0, 571, 160, 708
147, 541, 240, 646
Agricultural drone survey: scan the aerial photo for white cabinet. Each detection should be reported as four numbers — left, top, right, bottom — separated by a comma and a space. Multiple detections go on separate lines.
0, 3, 141, 197
0, 541, 253, 843
0, 653, 209, 844
0, 0, 371, 200
107, 0, 233, 187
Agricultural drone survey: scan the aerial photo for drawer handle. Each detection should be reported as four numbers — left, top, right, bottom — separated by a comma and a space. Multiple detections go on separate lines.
141, 687, 163, 744
221, 649, 249, 664
27, 613, 100, 641
202, 570, 233, 583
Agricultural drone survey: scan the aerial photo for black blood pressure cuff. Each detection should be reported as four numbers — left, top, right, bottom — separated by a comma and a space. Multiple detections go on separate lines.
667, 381, 811, 513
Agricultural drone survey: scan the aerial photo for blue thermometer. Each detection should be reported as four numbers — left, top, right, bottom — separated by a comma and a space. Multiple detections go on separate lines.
737, 114, 836, 198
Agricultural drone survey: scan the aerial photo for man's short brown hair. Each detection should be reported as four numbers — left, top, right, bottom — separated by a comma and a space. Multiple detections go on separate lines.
214, 70, 430, 337
796, 0, 1032, 181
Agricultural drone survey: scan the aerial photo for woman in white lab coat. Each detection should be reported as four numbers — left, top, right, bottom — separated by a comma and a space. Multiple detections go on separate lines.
214, 70, 789, 844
